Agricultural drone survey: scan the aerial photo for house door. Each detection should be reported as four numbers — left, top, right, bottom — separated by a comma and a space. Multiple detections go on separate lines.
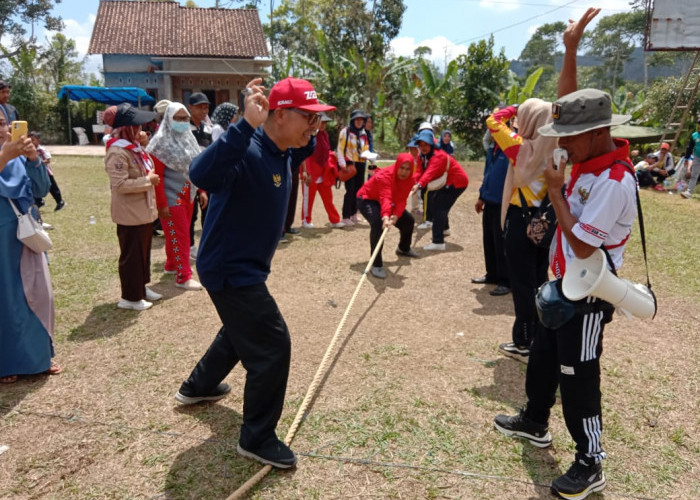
215, 89, 230, 106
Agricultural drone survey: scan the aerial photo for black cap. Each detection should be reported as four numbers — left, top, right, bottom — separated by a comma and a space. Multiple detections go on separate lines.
350, 109, 368, 121
111, 103, 157, 128
189, 92, 210, 106
0, 80, 10, 90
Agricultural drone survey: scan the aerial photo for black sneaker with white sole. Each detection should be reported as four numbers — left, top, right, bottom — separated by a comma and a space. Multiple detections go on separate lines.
237, 437, 297, 469
174, 382, 231, 404
498, 342, 530, 362
493, 410, 552, 448
551, 460, 606, 500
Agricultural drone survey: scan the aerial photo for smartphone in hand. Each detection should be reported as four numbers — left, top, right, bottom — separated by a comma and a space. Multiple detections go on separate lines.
11, 121, 28, 142
553, 148, 568, 170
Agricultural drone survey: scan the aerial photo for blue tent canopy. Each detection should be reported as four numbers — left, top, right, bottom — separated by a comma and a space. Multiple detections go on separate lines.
57, 85, 155, 106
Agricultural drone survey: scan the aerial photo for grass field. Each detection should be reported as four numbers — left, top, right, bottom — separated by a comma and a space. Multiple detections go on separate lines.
0, 155, 698, 499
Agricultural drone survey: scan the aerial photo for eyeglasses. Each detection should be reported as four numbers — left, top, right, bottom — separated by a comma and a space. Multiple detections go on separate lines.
289, 108, 321, 127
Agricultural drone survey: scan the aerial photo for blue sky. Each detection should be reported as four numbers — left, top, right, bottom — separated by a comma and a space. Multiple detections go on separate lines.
40, 0, 635, 77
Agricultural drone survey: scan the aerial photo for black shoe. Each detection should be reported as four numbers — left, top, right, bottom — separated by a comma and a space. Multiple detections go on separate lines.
54, 200, 66, 212
287, 227, 300, 235
498, 342, 530, 363
471, 275, 496, 284
489, 285, 511, 296
237, 437, 297, 469
493, 409, 552, 448
395, 247, 419, 258
174, 382, 231, 404
551, 460, 606, 499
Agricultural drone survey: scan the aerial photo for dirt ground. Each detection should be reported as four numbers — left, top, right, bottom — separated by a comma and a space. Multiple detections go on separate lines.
0, 160, 697, 500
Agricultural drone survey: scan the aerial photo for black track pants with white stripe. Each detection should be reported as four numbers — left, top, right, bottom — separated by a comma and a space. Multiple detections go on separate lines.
523, 298, 613, 464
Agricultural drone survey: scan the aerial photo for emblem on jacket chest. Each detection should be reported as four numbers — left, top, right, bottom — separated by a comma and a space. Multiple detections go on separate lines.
578, 186, 590, 204
272, 173, 282, 188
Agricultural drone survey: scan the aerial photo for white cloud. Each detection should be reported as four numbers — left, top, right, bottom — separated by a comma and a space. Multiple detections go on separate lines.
479, 0, 521, 12
390, 36, 470, 71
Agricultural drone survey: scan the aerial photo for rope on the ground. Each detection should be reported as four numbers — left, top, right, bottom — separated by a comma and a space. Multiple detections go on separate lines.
226, 227, 391, 500
0, 405, 663, 500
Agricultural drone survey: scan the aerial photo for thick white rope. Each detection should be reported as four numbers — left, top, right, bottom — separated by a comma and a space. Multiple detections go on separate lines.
226, 226, 391, 500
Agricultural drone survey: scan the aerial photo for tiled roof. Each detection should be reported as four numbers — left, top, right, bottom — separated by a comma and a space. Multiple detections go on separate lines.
88, 0, 269, 58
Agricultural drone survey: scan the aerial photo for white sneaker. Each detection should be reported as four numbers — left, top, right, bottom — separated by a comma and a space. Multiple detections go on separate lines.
329, 221, 346, 228
341, 218, 355, 226
423, 242, 446, 251
42, 222, 54, 230
145, 287, 163, 301
176, 278, 203, 291
163, 268, 176, 275
417, 221, 433, 229
117, 299, 153, 311
680, 190, 692, 199
302, 221, 314, 229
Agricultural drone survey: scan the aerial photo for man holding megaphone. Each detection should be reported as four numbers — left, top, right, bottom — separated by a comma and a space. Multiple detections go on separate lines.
493, 8, 642, 500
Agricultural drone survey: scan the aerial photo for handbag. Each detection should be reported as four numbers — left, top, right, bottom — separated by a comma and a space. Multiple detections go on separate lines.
338, 162, 357, 182
8, 199, 52, 253
518, 189, 556, 248
427, 155, 450, 191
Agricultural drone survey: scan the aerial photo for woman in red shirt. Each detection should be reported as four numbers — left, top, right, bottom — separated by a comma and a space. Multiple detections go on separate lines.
357, 153, 419, 278
411, 129, 469, 250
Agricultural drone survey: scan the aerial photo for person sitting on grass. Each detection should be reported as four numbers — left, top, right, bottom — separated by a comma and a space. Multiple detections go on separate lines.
634, 153, 666, 191
357, 152, 419, 279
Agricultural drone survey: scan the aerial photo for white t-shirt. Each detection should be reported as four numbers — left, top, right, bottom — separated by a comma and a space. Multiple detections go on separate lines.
552, 162, 637, 278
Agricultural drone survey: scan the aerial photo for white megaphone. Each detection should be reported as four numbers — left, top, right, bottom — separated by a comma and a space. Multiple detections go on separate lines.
562, 249, 656, 320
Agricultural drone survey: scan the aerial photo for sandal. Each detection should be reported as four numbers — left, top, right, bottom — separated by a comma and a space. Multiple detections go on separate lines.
46, 361, 62, 375
0, 375, 19, 384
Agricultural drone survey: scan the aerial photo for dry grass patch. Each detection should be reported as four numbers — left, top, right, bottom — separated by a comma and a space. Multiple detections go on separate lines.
0, 156, 697, 499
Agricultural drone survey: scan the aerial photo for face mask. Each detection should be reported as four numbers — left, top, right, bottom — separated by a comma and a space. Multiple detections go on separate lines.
171, 121, 190, 134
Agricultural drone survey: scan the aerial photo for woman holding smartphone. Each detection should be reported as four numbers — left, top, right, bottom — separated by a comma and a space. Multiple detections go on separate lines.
0, 115, 61, 383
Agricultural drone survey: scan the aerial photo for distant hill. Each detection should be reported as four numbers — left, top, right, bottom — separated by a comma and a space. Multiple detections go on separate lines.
510, 47, 690, 83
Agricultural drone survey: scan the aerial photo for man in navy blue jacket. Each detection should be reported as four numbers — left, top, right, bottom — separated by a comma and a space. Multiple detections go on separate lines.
175, 77, 335, 470
473, 140, 510, 296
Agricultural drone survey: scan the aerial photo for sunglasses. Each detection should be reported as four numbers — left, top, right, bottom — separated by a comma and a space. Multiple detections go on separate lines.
289, 108, 321, 127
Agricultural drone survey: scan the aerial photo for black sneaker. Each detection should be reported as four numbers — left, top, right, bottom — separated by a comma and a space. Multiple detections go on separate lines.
174, 382, 231, 404
551, 460, 606, 500
287, 227, 300, 235
395, 247, 419, 258
493, 410, 552, 448
54, 200, 66, 212
237, 437, 297, 469
498, 342, 530, 362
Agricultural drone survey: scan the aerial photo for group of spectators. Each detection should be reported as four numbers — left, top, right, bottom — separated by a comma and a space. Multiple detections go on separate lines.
0, 6, 696, 497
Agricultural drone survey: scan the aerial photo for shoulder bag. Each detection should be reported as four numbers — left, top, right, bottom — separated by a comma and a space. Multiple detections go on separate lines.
427, 155, 449, 191
518, 189, 556, 248
8, 199, 52, 253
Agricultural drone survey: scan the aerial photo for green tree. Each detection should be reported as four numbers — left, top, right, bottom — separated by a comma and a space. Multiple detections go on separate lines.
441, 36, 509, 157
585, 10, 646, 91
519, 22, 566, 70
0, 0, 63, 59
38, 33, 83, 91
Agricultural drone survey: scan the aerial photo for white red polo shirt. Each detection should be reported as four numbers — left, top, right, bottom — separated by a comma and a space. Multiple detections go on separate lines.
551, 139, 637, 279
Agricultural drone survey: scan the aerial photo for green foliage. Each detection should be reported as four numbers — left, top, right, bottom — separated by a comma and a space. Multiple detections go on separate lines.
441, 36, 509, 158
519, 21, 566, 70
503, 66, 544, 105
4, 32, 89, 143
0, 0, 63, 59
585, 10, 646, 90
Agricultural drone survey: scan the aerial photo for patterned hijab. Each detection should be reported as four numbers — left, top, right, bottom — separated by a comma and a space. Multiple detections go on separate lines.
211, 102, 238, 129
145, 102, 201, 177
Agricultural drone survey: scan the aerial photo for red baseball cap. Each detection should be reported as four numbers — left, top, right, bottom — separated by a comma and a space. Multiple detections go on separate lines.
268, 77, 336, 113
660, 142, 670, 150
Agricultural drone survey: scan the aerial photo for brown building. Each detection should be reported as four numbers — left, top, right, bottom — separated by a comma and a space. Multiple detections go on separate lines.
88, 0, 271, 109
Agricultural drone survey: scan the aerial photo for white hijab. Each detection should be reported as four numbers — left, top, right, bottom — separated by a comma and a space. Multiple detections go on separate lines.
145, 102, 201, 178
